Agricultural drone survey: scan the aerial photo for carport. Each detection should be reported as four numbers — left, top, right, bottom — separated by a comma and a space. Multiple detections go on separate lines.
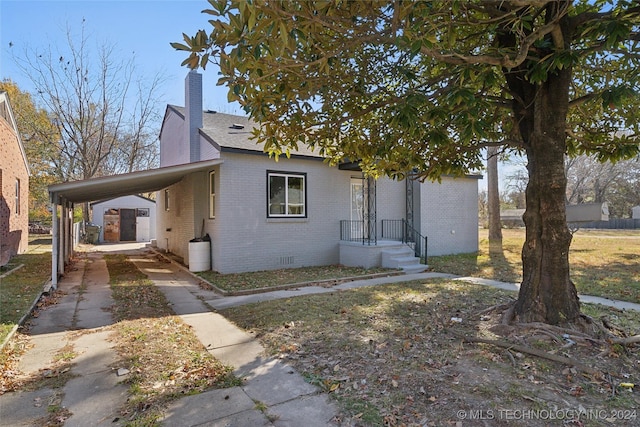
48, 159, 223, 287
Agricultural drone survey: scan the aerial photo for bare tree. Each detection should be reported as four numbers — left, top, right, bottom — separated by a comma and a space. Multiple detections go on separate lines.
566, 154, 640, 217
11, 23, 163, 220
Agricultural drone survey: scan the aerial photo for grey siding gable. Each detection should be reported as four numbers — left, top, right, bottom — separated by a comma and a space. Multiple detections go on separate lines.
168, 105, 321, 159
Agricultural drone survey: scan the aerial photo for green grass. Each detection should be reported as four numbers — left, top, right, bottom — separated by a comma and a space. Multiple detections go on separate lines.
197, 265, 393, 292
428, 228, 640, 303
0, 249, 51, 343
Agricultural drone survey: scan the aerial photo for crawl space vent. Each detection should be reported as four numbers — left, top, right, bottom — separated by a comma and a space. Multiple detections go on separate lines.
279, 256, 294, 265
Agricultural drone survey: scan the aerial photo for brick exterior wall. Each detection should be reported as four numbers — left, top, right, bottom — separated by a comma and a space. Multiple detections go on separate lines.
157, 149, 479, 273
156, 174, 196, 261
0, 107, 29, 257
206, 153, 355, 273
417, 176, 479, 256
156, 75, 478, 273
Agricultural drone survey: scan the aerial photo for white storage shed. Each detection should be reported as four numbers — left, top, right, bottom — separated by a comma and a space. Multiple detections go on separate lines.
91, 195, 156, 243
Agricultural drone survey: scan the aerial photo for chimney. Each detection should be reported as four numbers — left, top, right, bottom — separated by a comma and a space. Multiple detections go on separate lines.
185, 70, 203, 163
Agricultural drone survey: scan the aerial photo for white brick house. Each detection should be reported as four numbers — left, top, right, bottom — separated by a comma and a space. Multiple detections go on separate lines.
155, 71, 480, 274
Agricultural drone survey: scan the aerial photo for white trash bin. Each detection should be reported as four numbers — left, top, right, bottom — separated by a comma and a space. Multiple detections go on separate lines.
188, 241, 210, 272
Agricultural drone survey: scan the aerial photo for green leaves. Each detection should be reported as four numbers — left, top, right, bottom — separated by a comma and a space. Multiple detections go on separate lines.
173, 1, 640, 179
170, 30, 216, 70
601, 85, 636, 110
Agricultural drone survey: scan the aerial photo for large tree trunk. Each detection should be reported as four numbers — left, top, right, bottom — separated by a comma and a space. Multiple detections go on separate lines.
512, 68, 581, 325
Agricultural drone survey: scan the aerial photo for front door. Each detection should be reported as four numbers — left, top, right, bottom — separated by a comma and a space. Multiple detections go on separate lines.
120, 208, 136, 241
350, 178, 367, 239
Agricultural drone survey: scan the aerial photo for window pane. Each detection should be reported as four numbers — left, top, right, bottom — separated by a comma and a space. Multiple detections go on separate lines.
209, 171, 215, 218
15, 180, 20, 215
269, 175, 286, 215
268, 172, 306, 217
210, 173, 215, 194
287, 176, 304, 215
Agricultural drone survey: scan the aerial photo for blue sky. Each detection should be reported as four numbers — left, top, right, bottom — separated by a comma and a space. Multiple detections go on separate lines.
0, 0, 513, 189
0, 0, 243, 114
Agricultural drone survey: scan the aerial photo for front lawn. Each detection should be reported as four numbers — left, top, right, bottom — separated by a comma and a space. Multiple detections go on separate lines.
428, 228, 640, 303
221, 278, 640, 426
0, 244, 51, 343
197, 265, 393, 293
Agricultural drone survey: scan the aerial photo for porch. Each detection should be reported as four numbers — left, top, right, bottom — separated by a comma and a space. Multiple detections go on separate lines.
339, 219, 428, 273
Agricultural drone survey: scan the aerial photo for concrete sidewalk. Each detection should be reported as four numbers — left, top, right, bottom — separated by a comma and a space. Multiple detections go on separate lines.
0, 252, 128, 427
129, 251, 340, 427
0, 248, 341, 427
452, 276, 640, 312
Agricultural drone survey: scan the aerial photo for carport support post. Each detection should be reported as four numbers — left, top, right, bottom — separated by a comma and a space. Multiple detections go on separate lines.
58, 197, 66, 278
61, 201, 66, 268
64, 200, 70, 268
51, 197, 59, 288
66, 201, 72, 263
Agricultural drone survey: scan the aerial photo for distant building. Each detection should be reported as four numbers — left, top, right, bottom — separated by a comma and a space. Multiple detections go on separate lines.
500, 209, 525, 227
633, 205, 640, 219
91, 195, 156, 243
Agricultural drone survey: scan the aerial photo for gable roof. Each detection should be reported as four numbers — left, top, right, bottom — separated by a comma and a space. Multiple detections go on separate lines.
166, 105, 322, 159
90, 194, 156, 207
0, 91, 30, 175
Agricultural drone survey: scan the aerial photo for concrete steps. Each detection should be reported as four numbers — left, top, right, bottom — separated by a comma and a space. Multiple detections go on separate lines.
381, 246, 428, 273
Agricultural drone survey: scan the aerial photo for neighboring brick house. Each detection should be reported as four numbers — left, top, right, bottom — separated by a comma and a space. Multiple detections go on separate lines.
155, 72, 479, 274
0, 91, 29, 265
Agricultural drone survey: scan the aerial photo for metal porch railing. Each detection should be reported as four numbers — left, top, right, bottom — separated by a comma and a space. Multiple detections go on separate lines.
340, 220, 377, 245
380, 219, 428, 264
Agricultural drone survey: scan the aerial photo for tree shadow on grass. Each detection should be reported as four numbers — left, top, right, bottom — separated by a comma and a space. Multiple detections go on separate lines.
429, 240, 521, 284
220, 279, 640, 426
488, 239, 520, 284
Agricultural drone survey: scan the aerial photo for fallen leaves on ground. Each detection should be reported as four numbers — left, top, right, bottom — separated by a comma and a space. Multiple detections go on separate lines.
197, 265, 394, 292
105, 254, 240, 425
221, 279, 640, 426
0, 332, 31, 393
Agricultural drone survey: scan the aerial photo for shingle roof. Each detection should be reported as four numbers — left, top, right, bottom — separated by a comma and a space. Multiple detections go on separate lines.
168, 105, 321, 159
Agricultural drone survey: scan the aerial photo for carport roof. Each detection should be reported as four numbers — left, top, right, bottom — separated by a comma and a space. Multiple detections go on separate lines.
49, 159, 222, 204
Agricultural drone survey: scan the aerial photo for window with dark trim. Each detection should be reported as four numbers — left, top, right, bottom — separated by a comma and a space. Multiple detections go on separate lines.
164, 189, 170, 211
267, 171, 306, 218
209, 171, 215, 219
15, 179, 20, 215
